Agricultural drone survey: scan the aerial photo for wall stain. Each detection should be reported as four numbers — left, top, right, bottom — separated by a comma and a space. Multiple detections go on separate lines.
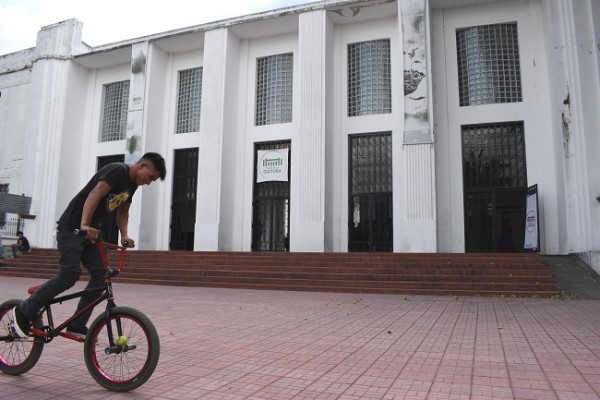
562, 90, 571, 157
131, 51, 146, 74
329, 0, 395, 18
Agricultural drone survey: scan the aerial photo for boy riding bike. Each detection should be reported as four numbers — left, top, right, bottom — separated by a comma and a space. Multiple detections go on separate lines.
12, 152, 166, 338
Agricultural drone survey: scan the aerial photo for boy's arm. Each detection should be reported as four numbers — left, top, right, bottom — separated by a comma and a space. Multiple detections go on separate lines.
80, 180, 111, 241
116, 202, 134, 247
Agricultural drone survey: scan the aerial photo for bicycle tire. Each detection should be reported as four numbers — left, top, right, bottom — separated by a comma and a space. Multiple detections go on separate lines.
0, 299, 44, 376
84, 306, 160, 392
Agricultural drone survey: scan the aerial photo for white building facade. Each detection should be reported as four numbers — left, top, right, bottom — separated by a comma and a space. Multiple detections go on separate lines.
0, 0, 599, 272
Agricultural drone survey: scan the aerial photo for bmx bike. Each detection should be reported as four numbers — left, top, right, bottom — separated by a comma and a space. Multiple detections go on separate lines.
0, 230, 160, 392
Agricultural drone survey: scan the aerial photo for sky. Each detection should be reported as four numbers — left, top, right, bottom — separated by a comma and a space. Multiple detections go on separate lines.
0, 0, 318, 55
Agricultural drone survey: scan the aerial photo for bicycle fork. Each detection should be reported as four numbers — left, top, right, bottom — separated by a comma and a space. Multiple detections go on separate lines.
102, 290, 136, 354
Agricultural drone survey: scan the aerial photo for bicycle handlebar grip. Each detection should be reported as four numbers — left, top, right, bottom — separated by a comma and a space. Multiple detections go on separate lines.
74, 229, 86, 235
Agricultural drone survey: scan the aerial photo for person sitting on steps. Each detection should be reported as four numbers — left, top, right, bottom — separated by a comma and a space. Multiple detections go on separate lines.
11, 152, 166, 339
11, 231, 30, 258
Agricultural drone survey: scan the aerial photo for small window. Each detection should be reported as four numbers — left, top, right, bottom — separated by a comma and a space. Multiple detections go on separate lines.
456, 23, 522, 106
347, 39, 392, 117
255, 53, 294, 126
100, 80, 130, 142
176, 67, 203, 134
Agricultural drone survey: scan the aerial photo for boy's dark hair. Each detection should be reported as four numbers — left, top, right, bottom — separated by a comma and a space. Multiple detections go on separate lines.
139, 152, 167, 180
16, 231, 23, 235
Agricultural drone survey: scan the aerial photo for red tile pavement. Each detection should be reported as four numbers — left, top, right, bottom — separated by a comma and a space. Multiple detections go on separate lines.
1, 276, 599, 400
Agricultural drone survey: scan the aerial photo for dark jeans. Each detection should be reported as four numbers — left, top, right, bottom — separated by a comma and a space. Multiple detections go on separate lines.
19, 229, 105, 329
12, 245, 28, 257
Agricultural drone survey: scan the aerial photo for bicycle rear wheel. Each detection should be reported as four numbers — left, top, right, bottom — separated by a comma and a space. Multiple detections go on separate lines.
0, 299, 44, 375
84, 306, 160, 392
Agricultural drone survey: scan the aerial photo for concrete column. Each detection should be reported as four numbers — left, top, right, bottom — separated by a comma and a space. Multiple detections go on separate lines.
124, 42, 149, 247
195, 28, 228, 251
24, 19, 83, 247
397, 0, 437, 252
293, 10, 327, 252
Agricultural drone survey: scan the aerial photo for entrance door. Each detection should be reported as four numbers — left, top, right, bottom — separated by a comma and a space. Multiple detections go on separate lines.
462, 122, 527, 252
348, 133, 393, 252
97, 154, 124, 244
252, 141, 290, 252
170, 148, 198, 250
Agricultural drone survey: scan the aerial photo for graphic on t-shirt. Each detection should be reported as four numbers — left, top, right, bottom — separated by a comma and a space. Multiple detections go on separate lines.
107, 192, 130, 212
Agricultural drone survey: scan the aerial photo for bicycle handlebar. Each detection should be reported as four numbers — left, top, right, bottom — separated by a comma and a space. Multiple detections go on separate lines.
74, 229, 131, 248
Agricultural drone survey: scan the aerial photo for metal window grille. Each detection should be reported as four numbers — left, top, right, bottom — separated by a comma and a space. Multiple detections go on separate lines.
456, 23, 522, 106
349, 132, 393, 194
171, 148, 199, 251
252, 141, 291, 251
348, 133, 392, 252
176, 67, 203, 134
347, 39, 392, 117
100, 80, 130, 142
255, 53, 294, 126
462, 121, 526, 189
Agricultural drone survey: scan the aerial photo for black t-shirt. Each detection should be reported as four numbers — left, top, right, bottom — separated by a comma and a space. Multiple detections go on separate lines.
18, 236, 30, 251
59, 163, 137, 229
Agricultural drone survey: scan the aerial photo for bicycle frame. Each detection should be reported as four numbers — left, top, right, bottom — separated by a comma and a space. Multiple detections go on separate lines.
28, 240, 127, 345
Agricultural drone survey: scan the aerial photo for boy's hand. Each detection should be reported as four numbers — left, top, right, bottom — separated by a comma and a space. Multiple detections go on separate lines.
121, 236, 135, 248
80, 225, 100, 242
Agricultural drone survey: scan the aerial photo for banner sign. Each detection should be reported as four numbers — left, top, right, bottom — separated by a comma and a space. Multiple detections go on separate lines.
256, 148, 289, 183
524, 184, 540, 252
401, 0, 432, 144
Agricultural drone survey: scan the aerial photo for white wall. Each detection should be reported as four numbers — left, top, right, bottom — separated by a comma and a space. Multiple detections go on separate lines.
0, 72, 29, 196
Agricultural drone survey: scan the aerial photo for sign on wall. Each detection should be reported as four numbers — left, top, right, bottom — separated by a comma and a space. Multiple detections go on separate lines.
256, 148, 289, 183
524, 184, 539, 252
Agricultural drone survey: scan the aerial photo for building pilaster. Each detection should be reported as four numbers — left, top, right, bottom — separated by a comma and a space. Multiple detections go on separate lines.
397, 0, 437, 252
293, 10, 328, 252
24, 19, 83, 247
195, 28, 228, 250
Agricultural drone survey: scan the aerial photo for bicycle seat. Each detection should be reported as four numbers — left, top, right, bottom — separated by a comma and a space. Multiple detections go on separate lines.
28, 284, 42, 295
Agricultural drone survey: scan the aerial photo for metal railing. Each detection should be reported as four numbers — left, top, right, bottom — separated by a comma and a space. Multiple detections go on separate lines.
0, 215, 25, 237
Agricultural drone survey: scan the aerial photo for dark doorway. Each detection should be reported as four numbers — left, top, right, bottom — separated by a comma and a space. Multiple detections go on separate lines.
252, 141, 290, 252
97, 154, 125, 244
348, 132, 393, 252
170, 148, 198, 250
462, 122, 527, 252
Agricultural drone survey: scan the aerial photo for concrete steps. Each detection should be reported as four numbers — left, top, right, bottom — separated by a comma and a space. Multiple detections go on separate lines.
0, 248, 559, 297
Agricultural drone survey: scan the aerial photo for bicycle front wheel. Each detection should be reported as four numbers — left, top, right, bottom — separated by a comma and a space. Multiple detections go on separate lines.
0, 299, 44, 376
84, 306, 160, 392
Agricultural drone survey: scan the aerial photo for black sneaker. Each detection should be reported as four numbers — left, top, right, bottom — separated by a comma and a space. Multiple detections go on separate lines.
11, 305, 30, 338
67, 325, 88, 339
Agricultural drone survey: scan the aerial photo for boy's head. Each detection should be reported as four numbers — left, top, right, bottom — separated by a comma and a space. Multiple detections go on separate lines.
131, 152, 167, 186
16, 231, 23, 236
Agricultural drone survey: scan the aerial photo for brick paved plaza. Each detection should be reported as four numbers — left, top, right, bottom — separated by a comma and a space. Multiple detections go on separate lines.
1, 276, 599, 399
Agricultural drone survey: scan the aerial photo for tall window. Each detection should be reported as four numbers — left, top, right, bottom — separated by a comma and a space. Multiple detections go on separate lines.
255, 53, 294, 126
456, 23, 522, 106
100, 80, 130, 142
176, 67, 203, 134
347, 39, 392, 117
